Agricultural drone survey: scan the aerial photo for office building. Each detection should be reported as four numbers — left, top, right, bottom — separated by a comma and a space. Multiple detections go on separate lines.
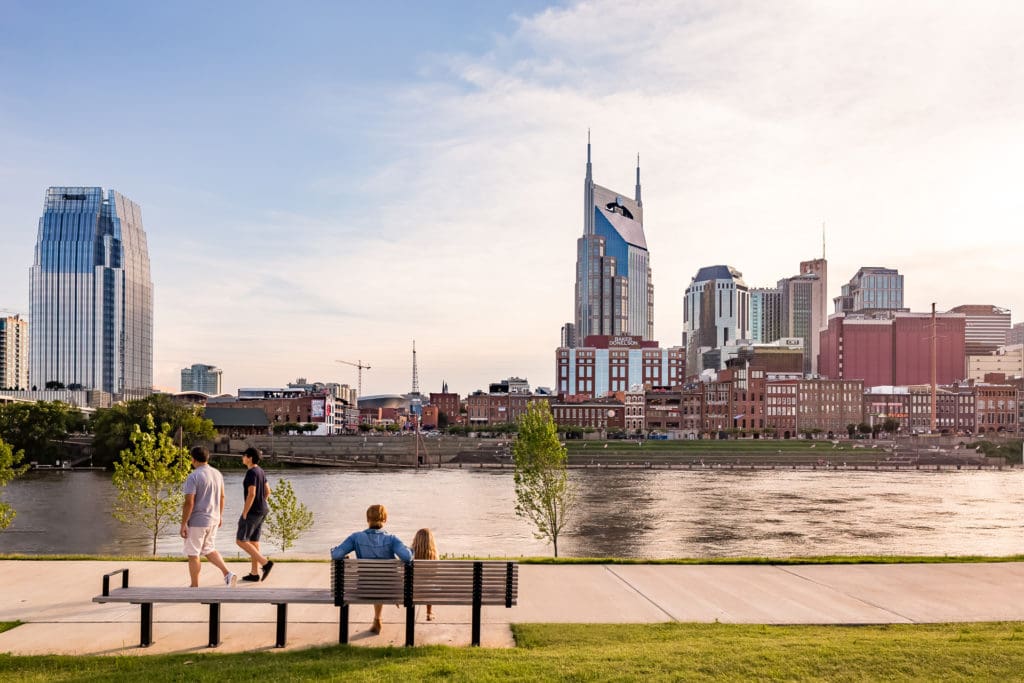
573, 138, 653, 344
966, 345, 1023, 382
683, 265, 750, 374
1009, 322, 1024, 346
556, 334, 685, 398
833, 266, 905, 315
0, 314, 29, 390
29, 187, 153, 396
180, 363, 223, 394
750, 287, 782, 343
946, 305, 1011, 356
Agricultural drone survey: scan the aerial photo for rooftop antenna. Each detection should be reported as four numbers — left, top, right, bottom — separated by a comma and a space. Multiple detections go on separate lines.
411, 340, 420, 395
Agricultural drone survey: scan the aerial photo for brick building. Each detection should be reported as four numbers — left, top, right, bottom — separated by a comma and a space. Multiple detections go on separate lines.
429, 390, 462, 426
551, 398, 624, 434
795, 379, 864, 437
819, 312, 966, 388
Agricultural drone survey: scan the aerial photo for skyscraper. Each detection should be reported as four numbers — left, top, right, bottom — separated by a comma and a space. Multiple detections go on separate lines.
573, 137, 653, 344
29, 187, 153, 396
750, 288, 782, 343
946, 305, 1011, 356
181, 363, 223, 394
0, 314, 29, 390
833, 266, 905, 315
683, 265, 750, 374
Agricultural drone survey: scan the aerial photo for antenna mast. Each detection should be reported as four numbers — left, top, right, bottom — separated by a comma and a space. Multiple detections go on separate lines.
411, 340, 420, 395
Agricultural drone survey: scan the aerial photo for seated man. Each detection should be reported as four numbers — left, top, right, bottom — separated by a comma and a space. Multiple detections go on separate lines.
331, 504, 412, 634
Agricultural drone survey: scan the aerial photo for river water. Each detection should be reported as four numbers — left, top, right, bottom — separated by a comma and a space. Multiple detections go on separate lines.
0, 468, 1021, 559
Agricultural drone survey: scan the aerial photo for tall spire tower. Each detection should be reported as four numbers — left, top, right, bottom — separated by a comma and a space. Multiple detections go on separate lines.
571, 134, 654, 345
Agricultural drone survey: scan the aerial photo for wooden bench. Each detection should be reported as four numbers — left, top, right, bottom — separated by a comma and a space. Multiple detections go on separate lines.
93, 559, 518, 648
332, 559, 519, 646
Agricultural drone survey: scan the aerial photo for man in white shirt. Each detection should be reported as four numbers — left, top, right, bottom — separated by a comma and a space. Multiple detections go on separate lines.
181, 446, 236, 587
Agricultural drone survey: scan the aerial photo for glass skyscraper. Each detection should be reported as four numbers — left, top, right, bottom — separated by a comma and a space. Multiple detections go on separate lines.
29, 187, 153, 395
573, 138, 653, 344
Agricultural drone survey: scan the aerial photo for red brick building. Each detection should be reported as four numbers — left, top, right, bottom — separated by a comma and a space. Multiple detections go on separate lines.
429, 391, 461, 426
974, 383, 1019, 434
819, 312, 966, 388
765, 379, 799, 438
551, 398, 624, 434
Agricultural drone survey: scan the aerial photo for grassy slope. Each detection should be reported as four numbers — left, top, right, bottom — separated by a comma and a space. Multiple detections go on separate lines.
1, 623, 1023, 681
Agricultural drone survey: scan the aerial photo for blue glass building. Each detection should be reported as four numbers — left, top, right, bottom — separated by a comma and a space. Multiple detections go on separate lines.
573, 139, 653, 344
29, 187, 153, 395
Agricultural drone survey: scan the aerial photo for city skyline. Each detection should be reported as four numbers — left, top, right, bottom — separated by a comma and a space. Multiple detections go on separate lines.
1, 2, 1021, 397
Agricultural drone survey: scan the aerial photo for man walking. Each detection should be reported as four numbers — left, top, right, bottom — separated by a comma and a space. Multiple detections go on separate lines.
181, 446, 236, 587
235, 447, 274, 582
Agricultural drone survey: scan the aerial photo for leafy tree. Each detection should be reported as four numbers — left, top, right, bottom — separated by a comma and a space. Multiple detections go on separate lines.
857, 422, 872, 436
437, 411, 450, 429
111, 417, 191, 554
44, 381, 65, 390
0, 436, 29, 531
846, 424, 857, 438
512, 401, 576, 557
882, 418, 900, 434
357, 423, 372, 433
263, 478, 314, 552
0, 401, 85, 465
91, 394, 216, 468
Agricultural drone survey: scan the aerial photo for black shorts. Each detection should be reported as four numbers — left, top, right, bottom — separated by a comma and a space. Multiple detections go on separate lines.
236, 512, 266, 542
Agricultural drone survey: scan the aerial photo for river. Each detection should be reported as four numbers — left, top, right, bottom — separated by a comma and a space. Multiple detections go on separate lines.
0, 468, 1021, 559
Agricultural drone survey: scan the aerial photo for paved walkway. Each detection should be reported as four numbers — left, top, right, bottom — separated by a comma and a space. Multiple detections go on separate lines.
1, 560, 1023, 655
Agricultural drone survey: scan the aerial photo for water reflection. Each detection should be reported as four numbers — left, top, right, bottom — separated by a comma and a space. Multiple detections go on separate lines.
1, 468, 1022, 559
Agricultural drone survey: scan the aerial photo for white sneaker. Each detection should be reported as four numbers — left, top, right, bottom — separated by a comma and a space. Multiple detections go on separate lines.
225, 572, 237, 587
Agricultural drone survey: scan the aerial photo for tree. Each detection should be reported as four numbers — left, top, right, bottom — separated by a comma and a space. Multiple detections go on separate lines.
0, 436, 29, 531
882, 418, 900, 435
91, 394, 216, 468
263, 478, 313, 552
512, 401, 576, 557
846, 424, 857, 438
857, 422, 872, 437
0, 401, 85, 465
111, 417, 191, 554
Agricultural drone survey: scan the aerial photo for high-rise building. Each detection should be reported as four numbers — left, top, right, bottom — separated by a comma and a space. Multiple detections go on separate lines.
181, 363, 223, 394
778, 271, 825, 376
560, 322, 576, 349
750, 287, 782, 343
833, 266, 905, 315
573, 138, 653, 344
556, 335, 684, 397
0, 314, 29, 390
1009, 322, 1024, 346
683, 265, 750, 374
29, 187, 153, 396
946, 305, 1011, 356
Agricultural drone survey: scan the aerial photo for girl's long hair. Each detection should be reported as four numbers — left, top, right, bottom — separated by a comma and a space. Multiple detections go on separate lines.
411, 528, 437, 560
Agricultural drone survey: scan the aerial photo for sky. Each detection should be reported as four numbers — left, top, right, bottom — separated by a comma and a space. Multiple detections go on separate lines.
1, 1, 1022, 397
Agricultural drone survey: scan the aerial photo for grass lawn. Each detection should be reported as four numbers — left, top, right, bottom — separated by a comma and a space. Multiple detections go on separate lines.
1, 623, 1023, 681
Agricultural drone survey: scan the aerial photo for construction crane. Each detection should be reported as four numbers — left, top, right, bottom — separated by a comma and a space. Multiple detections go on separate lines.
336, 359, 371, 397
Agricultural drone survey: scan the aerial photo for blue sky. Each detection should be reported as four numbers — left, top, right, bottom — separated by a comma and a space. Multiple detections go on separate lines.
1, 1, 1022, 396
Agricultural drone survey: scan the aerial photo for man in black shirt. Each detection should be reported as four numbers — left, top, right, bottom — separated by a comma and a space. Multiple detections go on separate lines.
235, 447, 274, 582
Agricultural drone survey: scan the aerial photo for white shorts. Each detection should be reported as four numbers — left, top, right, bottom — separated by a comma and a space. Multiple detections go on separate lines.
183, 525, 218, 557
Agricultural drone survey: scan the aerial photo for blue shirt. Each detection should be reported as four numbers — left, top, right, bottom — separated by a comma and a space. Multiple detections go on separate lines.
330, 528, 412, 562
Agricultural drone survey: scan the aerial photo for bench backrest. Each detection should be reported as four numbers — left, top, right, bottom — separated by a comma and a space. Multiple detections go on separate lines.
331, 559, 518, 608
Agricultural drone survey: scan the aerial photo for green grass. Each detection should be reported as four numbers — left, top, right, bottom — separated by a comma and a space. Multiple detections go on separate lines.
0, 622, 21, 634
1, 623, 1023, 681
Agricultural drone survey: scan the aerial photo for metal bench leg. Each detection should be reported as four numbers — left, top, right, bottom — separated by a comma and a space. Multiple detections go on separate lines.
472, 562, 483, 646
140, 603, 153, 647
405, 603, 415, 647
340, 604, 349, 644
275, 603, 287, 648
208, 603, 221, 647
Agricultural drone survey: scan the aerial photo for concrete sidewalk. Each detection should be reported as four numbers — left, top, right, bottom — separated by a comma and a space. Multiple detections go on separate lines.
1, 560, 1023, 655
